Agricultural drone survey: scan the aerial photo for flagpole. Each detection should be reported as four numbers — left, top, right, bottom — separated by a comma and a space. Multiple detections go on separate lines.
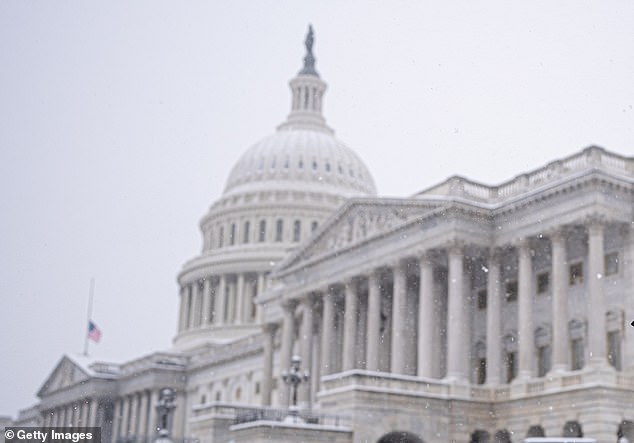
83, 278, 95, 356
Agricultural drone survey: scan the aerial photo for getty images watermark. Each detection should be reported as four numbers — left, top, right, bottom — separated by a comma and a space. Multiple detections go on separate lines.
3, 428, 100, 443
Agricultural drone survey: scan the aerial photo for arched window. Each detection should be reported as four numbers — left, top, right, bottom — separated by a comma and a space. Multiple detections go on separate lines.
618, 420, 634, 442
243, 221, 250, 244
562, 421, 583, 438
293, 220, 301, 242
258, 220, 266, 242
470, 430, 490, 443
526, 425, 545, 437
275, 219, 284, 242
377, 431, 424, 443
493, 429, 512, 443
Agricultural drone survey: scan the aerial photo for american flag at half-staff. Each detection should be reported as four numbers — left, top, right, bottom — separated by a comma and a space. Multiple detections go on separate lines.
88, 320, 102, 343
83, 278, 102, 356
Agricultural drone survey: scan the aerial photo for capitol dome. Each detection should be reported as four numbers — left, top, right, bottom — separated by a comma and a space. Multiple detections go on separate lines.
223, 129, 376, 197
174, 26, 376, 350
222, 25, 376, 199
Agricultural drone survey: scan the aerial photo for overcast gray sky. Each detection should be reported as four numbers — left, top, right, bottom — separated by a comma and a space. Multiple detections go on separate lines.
1, 1, 632, 416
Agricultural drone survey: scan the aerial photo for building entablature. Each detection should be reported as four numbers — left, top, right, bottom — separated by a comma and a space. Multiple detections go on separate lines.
178, 249, 283, 284
38, 378, 116, 412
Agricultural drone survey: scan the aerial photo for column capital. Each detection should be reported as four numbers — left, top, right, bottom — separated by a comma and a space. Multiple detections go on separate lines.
446, 239, 465, 256
281, 299, 298, 312
510, 236, 532, 250
547, 226, 567, 243
485, 246, 505, 263
262, 322, 279, 334
418, 250, 434, 266
584, 213, 608, 230
300, 293, 317, 307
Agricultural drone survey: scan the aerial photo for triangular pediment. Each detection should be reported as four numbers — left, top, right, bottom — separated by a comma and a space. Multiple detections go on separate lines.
37, 355, 91, 398
276, 197, 445, 274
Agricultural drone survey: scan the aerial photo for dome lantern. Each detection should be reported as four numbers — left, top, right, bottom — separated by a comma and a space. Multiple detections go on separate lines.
278, 25, 333, 134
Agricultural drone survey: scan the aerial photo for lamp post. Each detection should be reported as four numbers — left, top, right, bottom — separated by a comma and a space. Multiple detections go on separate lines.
281, 355, 310, 417
154, 388, 176, 443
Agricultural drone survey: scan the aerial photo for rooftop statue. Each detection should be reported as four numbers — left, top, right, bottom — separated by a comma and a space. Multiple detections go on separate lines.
299, 24, 318, 76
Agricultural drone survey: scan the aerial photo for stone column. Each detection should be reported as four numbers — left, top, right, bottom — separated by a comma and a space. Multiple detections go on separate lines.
625, 224, 634, 371
216, 275, 226, 324
366, 272, 381, 371
256, 272, 266, 322
112, 399, 121, 439
178, 286, 188, 332
446, 243, 467, 381
550, 229, 569, 372
486, 249, 502, 385
88, 399, 99, 427
321, 289, 335, 376
148, 390, 160, 436
235, 273, 245, 324
342, 280, 358, 371
137, 391, 148, 437
391, 262, 408, 374
172, 390, 186, 438
201, 278, 212, 325
587, 217, 608, 367
280, 301, 297, 406
129, 393, 139, 436
80, 399, 89, 426
120, 396, 130, 437
189, 281, 201, 328
261, 323, 277, 406
299, 296, 314, 406
67, 404, 74, 428
517, 239, 534, 380
418, 253, 434, 377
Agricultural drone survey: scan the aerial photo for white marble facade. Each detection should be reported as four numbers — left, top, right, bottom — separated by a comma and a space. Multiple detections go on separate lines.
9, 29, 634, 443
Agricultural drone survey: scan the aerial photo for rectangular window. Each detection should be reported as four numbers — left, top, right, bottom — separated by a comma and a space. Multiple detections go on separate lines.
537, 345, 551, 377
311, 221, 318, 232
259, 220, 266, 242
243, 221, 250, 244
505, 280, 518, 302
230, 223, 236, 245
218, 227, 224, 248
477, 358, 486, 385
571, 338, 584, 370
569, 262, 583, 285
293, 220, 301, 242
505, 352, 517, 382
275, 219, 284, 242
608, 331, 622, 371
605, 252, 619, 276
536, 271, 549, 294
477, 289, 487, 310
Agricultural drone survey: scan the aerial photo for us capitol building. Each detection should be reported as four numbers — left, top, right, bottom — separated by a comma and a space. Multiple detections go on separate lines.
6, 28, 634, 443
